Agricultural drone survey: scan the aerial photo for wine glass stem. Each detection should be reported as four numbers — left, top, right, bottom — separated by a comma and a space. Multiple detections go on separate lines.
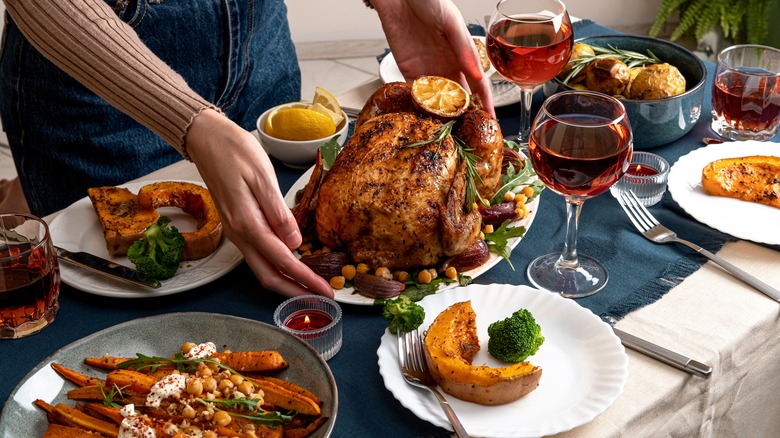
517, 88, 535, 143
558, 198, 584, 269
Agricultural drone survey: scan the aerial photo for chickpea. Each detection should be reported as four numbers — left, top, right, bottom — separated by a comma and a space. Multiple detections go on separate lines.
229, 374, 244, 386
238, 381, 254, 396
218, 379, 234, 392
482, 224, 494, 234
204, 432, 218, 438
196, 362, 212, 378
428, 268, 438, 280
503, 191, 516, 202
341, 264, 356, 280
396, 271, 409, 283
329, 276, 346, 289
181, 342, 197, 354
417, 270, 432, 284
213, 410, 232, 427
182, 404, 197, 419
375, 267, 392, 280
202, 377, 217, 393
522, 186, 535, 198
514, 193, 528, 205
186, 378, 203, 396
445, 266, 458, 280
356, 263, 370, 274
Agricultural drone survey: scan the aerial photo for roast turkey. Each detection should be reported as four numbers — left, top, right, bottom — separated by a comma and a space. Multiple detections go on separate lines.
296, 81, 504, 271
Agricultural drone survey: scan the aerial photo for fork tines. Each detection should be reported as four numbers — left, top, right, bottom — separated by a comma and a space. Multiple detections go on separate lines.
616, 190, 658, 233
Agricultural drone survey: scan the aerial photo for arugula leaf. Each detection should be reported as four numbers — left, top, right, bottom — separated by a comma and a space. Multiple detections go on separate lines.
485, 219, 527, 269
99, 382, 126, 409
195, 397, 295, 426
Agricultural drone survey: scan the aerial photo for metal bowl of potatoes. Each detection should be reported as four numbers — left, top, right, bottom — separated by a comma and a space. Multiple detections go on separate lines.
544, 35, 707, 149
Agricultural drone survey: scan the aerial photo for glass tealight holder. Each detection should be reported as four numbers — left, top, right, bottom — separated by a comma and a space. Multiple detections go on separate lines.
611, 151, 670, 207
273, 295, 343, 360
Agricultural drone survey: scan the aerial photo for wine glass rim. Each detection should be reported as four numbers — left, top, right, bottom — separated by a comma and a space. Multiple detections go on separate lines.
541, 90, 629, 127
495, 0, 567, 21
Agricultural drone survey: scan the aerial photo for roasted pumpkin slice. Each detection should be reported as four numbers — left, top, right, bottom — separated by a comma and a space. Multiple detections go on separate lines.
701, 155, 780, 209
137, 181, 223, 260
423, 300, 542, 405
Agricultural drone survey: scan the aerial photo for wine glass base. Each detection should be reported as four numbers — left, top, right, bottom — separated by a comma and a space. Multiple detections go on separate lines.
526, 253, 608, 298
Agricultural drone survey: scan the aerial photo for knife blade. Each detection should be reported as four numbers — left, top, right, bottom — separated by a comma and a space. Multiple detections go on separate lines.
612, 327, 712, 378
54, 246, 161, 289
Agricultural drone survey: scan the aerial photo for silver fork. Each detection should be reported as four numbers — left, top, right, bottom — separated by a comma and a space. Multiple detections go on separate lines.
616, 190, 780, 302
397, 329, 470, 438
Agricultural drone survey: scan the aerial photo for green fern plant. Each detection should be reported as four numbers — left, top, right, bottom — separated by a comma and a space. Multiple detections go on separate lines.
649, 0, 771, 45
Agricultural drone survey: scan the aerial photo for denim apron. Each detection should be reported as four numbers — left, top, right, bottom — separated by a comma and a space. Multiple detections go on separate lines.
0, 0, 301, 216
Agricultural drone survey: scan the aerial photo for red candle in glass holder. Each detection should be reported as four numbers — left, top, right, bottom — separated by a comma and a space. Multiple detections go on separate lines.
627, 163, 659, 177
284, 309, 333, 331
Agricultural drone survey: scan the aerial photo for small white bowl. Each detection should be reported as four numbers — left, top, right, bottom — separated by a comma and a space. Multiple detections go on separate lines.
256, 104, 349, 169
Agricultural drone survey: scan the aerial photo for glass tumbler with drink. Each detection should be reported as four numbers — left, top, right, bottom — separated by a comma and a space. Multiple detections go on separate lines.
0, 213, 61, 339
487, 0, 573, 143
527, 91, 633, 298
711, 44, 780, 141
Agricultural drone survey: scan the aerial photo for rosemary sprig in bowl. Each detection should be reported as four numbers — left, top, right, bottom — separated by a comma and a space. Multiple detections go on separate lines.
561, 44, 662, 85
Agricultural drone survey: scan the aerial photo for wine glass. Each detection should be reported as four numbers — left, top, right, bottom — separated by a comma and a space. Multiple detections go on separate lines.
487, 0, 573, 143
527, 90, 633, 298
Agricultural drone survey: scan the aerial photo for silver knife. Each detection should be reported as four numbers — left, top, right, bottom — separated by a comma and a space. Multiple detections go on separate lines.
612, 327, 712, 378
54, 246, 161, 289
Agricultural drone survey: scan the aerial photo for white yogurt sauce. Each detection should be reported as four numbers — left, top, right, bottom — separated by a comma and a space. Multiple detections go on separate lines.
145, 373, 186, 408
118, 415, 156, 438
184, 341, 217, 359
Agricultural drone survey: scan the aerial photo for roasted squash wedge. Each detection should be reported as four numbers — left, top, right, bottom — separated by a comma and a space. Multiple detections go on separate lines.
87, 186, 159, 257
423, 300, 542, 405
702, 155, 780, 209
137, 181, 223, 260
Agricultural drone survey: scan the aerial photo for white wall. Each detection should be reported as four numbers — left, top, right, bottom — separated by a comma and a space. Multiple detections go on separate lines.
285, 0, 664, 43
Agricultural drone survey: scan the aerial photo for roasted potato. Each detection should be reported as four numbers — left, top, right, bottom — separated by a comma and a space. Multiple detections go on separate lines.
558, 42, 595, 83
583, 57, 631, 96
627, 63, 686, 100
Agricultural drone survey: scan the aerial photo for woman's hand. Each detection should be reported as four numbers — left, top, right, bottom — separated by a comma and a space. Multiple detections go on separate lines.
371, 0, 495, 116
185, 109, 334, 298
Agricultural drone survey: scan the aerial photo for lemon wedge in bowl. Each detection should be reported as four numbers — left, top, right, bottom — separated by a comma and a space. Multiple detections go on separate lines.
268, 107, 336, 141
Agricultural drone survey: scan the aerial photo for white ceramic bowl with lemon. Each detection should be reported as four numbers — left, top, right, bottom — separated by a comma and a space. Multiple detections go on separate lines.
257, 87, 349, 169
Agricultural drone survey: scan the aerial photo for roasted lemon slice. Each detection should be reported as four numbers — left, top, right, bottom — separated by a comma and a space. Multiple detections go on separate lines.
411, 75, 470, 120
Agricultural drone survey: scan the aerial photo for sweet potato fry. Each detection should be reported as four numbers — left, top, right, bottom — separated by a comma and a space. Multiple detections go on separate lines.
50, 363, 105, 388
254, 380, 320, 416
283, 416, 328, 438
211, 351, 289, 372
67, 385, 147, 406
83, 356, 133, 370
249, 375, 322, 406
43, 423, 105, 438
105, 369, 158, 394
82, 403, 124, 424
51, 403, 119, 437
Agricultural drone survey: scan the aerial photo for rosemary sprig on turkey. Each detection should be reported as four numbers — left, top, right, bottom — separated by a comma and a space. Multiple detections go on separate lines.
406, 120, 485, 211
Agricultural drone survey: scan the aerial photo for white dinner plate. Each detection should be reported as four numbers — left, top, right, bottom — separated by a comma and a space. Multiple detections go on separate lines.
0, 313, 337, 438
48, 180, 244, 298
667, 141, 780, 245
378, 50, 525, 108
377, 284, 628, 437
285, 168, 541, 306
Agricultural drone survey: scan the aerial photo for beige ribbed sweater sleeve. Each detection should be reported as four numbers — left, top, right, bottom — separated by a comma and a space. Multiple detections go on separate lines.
3, 0, 218, 159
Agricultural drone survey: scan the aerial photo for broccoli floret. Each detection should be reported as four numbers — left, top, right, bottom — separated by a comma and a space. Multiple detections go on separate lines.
487, 308, 544, 363
382, 295, 425, 334
127, 216, 185, 281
